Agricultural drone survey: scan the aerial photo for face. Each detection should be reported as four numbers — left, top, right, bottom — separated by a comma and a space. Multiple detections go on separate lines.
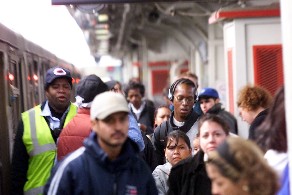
192, 137, 200, 155
173, 83, 195, 121
112, 83, 123, 94
238, 107, 254, 124
200, 98, 218, 114
155, 107, 171, 127
127, 88, 142, 109
165, 137, 191, 166
206, 164, 246, 195
92, 112, 129, 150
46, 78, 71, 113
199, 121, 227, 153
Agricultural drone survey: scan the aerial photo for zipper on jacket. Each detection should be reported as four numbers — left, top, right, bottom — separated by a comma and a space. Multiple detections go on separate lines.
113, 174, 117, 195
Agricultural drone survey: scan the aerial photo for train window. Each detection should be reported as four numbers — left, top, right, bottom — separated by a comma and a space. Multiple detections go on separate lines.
26, 55, 40, 108
32, 59, 40, 106
8, 58, 20, 105
7, 55, 21, 140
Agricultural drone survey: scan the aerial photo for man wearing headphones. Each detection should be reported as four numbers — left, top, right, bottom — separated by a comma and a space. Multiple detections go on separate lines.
153, 78, 199, 165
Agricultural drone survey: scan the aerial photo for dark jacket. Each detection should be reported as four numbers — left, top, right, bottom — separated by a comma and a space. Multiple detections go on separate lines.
130, 100, 155, 135
153, 110, 199, 165
167, 150, 211, 195
44, 132, 158, 195
139, 132, 158, 171
249, 109, 269, 140
207, 103, 238, 134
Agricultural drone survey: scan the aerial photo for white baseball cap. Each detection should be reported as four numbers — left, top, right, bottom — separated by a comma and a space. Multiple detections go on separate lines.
90, 91, 129, 120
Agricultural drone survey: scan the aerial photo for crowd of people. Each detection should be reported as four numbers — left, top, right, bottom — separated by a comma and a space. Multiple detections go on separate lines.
10, 67, 288, 195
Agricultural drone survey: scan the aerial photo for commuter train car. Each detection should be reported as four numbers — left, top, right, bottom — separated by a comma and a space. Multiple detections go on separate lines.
0, 22, 81, 194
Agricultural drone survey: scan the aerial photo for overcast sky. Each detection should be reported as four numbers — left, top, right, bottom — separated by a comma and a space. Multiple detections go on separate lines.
0, 0, 96, 68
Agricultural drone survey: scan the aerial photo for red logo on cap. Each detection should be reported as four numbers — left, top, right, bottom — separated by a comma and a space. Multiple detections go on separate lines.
53, 68, 67, 76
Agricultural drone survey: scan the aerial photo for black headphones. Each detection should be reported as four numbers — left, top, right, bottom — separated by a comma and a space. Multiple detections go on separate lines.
168, 78, 198, 102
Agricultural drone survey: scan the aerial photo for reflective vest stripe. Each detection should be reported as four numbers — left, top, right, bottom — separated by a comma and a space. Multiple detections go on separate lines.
23, 103, 77, 194
28, 109, 56, 157
24, 186, 43, 195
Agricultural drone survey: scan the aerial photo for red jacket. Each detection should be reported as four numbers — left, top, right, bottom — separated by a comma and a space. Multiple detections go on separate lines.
57, 108, 91, 161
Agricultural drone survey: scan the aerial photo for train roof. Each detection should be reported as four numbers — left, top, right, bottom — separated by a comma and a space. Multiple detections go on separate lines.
0, 22, 81, 75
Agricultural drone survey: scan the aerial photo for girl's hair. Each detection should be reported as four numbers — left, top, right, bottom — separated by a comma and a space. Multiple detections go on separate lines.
198, 114, 230, 136
256, 86, 287, 152
165, 130, 191, 149
206, 137, 279, 195
237, 85, 272, 111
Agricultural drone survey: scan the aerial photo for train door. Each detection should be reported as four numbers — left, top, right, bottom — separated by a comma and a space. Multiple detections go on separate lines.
0, 43, 21, 195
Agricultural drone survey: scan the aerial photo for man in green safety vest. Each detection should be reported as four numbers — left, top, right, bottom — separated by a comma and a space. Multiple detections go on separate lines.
11, 67, 77, 195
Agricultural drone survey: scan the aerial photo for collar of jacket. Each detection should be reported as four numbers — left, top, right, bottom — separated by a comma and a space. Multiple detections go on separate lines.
207, 103, 223, 114
84, 132, 140, 170
169, 109, 198, 133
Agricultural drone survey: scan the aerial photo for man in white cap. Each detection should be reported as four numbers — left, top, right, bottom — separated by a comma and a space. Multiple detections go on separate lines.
44, 92, 158, 195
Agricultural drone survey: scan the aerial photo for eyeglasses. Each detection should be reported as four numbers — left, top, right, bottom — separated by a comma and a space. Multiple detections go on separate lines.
174, 95, 195, 103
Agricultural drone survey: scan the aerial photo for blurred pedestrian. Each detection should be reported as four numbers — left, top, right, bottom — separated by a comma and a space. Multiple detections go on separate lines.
256, 86, 288, 180
206, 136, 279, 195
147, 105, 171, 145
153, 78, 199, 165
44, 92, 158, 195
106, 79, 146, 161
143, 105, 171, 171
125, 81, 158, 170
192, 136, 200, 155
125, 82, 155, 135
57, 74, 108, 161
154, 105, 171, 128
237, 85, 272, 140
11, 67, 77, 194
198, 87, 238, 134
152, 130, 191, 195
105, 80, 123, 94
167, 114, 230, 195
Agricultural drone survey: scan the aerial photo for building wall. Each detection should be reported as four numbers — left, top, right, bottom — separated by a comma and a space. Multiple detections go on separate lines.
223, 17, 281, 138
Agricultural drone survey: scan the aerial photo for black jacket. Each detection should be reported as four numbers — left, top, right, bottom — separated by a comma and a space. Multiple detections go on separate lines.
207, 103, 238, 134
130, 100, 155, 135
167, 150, 211, 195
249, 109, 269, 140
139, 132, 159, 171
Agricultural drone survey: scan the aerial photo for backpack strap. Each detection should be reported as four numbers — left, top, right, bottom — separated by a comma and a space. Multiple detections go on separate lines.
159, 120, 173, 149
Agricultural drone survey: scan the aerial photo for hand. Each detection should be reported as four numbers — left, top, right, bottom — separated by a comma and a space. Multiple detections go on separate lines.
138, 123, 147, 132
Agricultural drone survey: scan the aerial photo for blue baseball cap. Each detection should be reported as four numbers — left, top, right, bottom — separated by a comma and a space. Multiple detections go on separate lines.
45, 67, 72, 89
198, 87, 219, 100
